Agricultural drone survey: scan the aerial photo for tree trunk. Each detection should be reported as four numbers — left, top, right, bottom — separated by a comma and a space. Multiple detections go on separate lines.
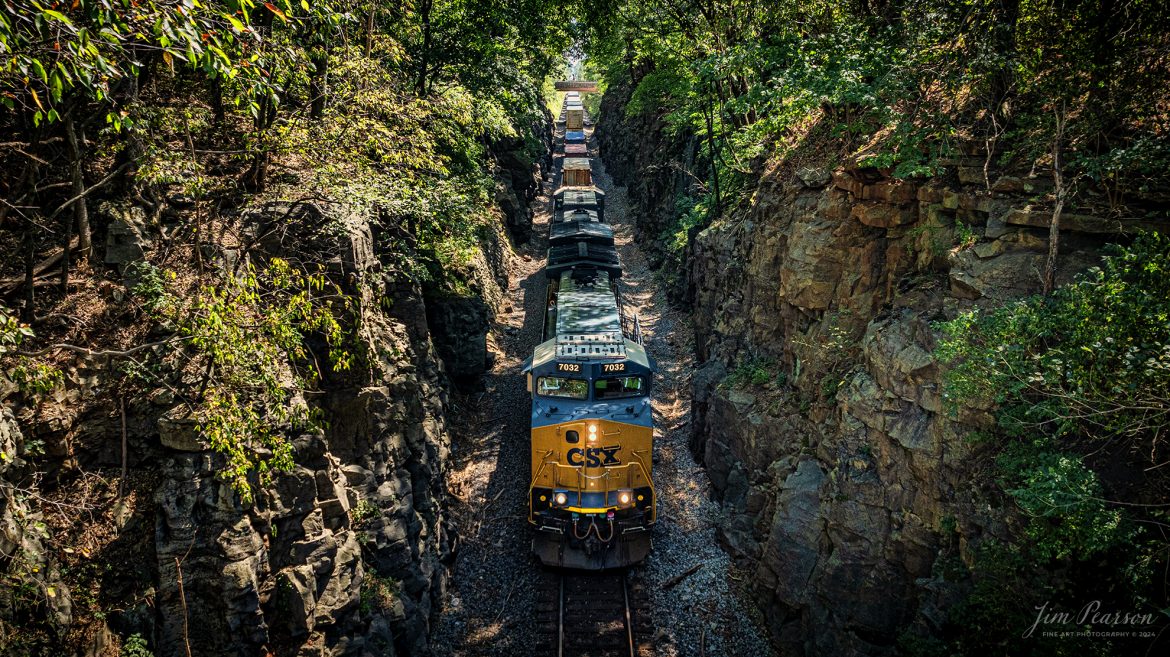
310, 51, 328, 119
245, 94, 279, 192
364, 8, 376, 58
60, 206, 74, 293
416, 0, 433, 96
22, 217, 36, 321
1043, 109, 1067, 295
211, 76, 225, 126
65, 114, 91, 261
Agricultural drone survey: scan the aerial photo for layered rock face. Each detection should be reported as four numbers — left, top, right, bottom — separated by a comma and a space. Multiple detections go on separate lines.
688, 167, 1115, 654
600, 98, 1126, 652
1, 181, 531, 656
596, 77, 699, 272
141, 201, 459, 657
492, 116, 554, 244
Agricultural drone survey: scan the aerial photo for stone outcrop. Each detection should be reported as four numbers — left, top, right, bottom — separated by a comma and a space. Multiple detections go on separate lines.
600, 89, 1127, 654
597, 76, 701, 279
140, 201, 459, 657
685, 164, 1110, 654
0, 190, 520, 656
492, 112, 554, 243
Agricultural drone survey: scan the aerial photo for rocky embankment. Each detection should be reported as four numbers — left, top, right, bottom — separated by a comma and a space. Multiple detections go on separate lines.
598, 83, 1144, 654
0, 124, 549, 656
595, 78, 699, 297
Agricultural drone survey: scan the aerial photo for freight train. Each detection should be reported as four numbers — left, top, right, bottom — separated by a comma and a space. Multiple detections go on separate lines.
523, 91, 656, 570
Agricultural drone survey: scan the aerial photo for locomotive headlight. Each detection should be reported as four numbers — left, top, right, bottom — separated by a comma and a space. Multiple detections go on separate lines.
617, 489, 634, 507
587, 423, 598, 442
554, 492, 568, 506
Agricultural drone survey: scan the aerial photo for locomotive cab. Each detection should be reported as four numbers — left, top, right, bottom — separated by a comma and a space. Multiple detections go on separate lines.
523, 338, 656, 569
522, 263, 657, 569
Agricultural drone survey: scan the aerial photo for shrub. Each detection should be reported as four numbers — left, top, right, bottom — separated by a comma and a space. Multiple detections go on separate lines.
121, 634, 153, 657
937, 233, 1170, 450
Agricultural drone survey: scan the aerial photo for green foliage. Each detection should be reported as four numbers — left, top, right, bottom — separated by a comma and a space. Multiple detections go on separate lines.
126, 261, 176, 315
0, 305, 34, 355
998, 445, 1127, 561
139, 258, 353, 504
0, 0, 345, 126
121, 633, 153, 657
937, 233, 1170, 446
723, 357, 778, 389
10, 359, 63, 397
349, 499, 379, 525
403, 0, 574, 96
934, 234, 1170, 652
359, 572, 400, 616
270, 46, 552, 298
953, 222, 978, 250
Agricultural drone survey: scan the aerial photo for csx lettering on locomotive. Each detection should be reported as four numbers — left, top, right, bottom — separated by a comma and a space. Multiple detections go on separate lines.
566, 446, 621, 467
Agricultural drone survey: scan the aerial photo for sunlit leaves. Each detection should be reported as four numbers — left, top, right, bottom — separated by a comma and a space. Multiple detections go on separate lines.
0, 0, 349, 125
0, 304, 35, 355
936, 232, 1170, 448
134, 258, 354, 504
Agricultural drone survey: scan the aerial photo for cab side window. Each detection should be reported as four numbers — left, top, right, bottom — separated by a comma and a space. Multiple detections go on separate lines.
537, 376, 589, 400
593, 376, 645, 400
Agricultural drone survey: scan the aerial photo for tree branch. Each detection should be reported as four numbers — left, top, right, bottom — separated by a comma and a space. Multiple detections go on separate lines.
45, 161, 132, 224
17, 336, 191, 358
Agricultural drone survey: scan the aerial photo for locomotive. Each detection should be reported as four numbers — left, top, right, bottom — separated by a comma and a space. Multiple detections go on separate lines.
522, 93, 656, 570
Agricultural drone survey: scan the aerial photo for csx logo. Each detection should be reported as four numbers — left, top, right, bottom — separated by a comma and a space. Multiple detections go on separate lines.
566, 446, 621, 467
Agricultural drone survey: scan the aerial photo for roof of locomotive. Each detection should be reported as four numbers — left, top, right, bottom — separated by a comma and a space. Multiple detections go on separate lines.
556, 207, 601, 223
547, 241, 620, 278
550, 220, 613, 246
556, 269, 621, 339
526, 335, 653, 371
555, 188, 605, 203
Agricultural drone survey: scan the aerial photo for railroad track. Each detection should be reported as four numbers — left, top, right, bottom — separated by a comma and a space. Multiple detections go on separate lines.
535, 569, 653, 657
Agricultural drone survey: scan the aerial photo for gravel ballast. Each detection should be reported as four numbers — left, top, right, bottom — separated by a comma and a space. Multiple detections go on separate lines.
432, 123, 775, 657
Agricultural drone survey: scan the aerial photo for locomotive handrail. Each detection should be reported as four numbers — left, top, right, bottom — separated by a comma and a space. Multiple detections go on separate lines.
543, 459, 651, 490
529, 451, 556, 499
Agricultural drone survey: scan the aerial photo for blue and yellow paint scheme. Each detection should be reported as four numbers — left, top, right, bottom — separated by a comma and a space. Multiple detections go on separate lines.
524, 339, 656, 569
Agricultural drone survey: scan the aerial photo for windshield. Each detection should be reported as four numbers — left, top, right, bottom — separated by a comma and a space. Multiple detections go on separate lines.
593, 376, 646, 400
536, 376, 589, 400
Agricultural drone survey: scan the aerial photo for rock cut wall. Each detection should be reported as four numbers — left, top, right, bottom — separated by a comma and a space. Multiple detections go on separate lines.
0, 121, 548, 655
600, 100, 1130, 654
